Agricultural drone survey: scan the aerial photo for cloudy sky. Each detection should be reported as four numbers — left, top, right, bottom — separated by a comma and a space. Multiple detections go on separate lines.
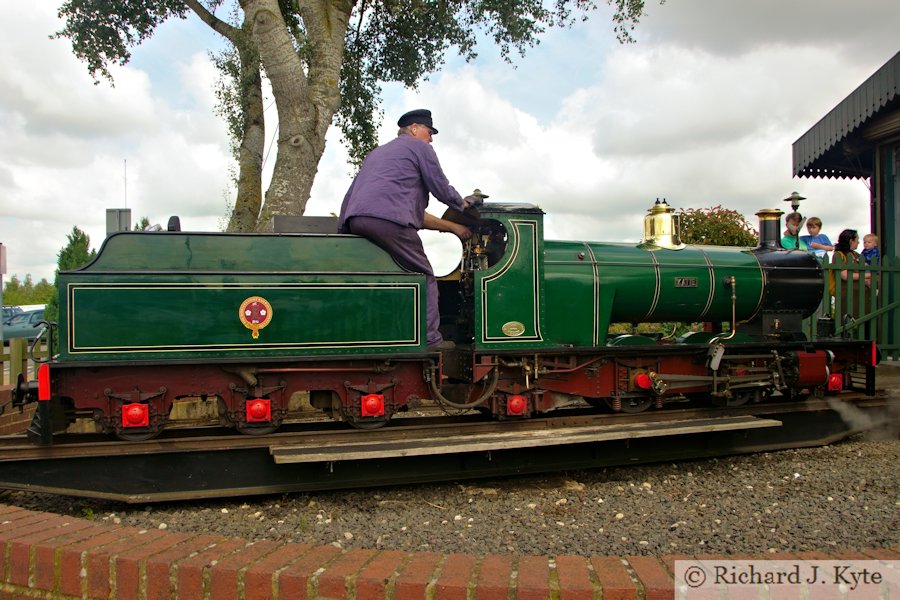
1, 2, 898, 283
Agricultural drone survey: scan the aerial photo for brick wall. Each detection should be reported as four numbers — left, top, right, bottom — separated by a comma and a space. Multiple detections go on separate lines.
0, 385, 33, 437
0, 503, 897, 599
0, 405, 34, 437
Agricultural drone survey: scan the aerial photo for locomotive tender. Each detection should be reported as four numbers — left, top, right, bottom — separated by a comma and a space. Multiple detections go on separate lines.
14, 200, 875, 442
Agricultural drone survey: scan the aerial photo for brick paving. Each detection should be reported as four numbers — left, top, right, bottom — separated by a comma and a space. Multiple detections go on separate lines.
1, 504, 895, 598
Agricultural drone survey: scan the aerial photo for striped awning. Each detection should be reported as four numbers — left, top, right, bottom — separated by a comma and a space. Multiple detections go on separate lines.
793, 52, 899, 179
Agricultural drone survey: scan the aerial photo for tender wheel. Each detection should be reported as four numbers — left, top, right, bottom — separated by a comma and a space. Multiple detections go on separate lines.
235, 423, 280, 436
346, 417, 390, 430
605, 397, 653, 413
115, 428, 163, 442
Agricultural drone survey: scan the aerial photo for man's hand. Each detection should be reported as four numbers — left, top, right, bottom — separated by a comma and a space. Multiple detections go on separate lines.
450, 221, 473, 241
423, 212, 473, 241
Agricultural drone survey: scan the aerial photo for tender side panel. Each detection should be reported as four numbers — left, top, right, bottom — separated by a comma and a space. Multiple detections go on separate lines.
60, 275, 425, 361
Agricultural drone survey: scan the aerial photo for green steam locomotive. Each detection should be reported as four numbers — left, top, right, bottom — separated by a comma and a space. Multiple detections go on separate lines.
13, 200, 874, 442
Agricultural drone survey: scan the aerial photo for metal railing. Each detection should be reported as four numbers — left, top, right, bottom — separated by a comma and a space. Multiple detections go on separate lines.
805, 255, 900, 359
1, 339, 48, 386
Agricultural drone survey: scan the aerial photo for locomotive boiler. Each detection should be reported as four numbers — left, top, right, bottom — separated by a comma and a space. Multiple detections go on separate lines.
12, 199, 875, 442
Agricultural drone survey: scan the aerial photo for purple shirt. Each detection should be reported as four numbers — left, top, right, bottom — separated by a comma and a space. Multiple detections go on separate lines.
338, 134, 465, 231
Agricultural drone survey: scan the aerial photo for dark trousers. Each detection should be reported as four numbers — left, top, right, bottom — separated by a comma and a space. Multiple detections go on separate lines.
345, 216, 443, 346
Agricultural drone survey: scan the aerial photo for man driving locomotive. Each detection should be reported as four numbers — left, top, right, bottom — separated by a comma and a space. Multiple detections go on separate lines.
338, 109, 474, 350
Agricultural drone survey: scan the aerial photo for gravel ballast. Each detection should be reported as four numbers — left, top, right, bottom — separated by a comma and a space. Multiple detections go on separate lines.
4, 436, 897, 557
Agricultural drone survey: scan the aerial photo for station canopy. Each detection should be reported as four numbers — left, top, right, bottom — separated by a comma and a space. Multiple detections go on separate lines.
793, 51, 899, 179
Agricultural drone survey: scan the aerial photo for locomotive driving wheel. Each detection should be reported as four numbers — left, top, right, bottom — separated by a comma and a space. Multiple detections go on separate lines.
712, 388, 765, 407
586, 397, 612, 412
779, 387, 810, 402
605, 396, 653, 413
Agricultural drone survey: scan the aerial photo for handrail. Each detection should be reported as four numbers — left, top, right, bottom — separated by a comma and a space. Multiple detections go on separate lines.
813, 254, 898, 356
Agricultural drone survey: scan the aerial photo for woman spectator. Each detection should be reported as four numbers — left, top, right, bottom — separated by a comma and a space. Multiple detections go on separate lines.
830, 229, 871, 322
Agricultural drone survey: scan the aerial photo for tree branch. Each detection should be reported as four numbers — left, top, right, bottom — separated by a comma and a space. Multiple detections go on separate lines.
183, 0, 241, 42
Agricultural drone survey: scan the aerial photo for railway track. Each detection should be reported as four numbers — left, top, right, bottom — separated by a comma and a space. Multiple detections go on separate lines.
0, 391, 894, 503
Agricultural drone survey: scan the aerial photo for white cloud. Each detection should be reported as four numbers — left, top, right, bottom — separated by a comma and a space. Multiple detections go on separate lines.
0, 5, 231, 283
347, 51, 874, 257
1, 1, 895, 287
637, 0, 899, 64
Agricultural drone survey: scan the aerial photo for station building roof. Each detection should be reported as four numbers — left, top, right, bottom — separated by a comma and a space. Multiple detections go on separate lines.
793, 51, 899, 179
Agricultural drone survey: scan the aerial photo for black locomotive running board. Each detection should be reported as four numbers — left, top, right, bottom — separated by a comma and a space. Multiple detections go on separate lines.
270, 416, 782, 463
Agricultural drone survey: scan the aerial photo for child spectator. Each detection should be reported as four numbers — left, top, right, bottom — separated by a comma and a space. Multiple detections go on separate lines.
861, 233, 880, 265
800, 217, 833, 259
781, 212, 808, 250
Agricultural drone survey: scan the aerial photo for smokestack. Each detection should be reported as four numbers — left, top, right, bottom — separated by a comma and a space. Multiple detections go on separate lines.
756, 209, 783, 250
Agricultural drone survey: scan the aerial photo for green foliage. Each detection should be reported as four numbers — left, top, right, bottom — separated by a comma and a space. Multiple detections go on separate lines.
54, 0, 190, 83
2, 275, 54, 306
209, 13, 261, 164
56, 227, 97, 273
34, 279, 55, 302
339, 0, 648, 167
608, 322, 703, 338
45, 227, 97, 353
211, 44, 247, 161
679, 206, 758, 247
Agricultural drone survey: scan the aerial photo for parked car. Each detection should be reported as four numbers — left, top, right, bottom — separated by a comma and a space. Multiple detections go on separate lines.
3, 309, 46, 341
2, 305, 23, 324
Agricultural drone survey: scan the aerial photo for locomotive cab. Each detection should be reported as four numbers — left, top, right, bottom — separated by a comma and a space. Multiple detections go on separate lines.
438, 202, 548, 352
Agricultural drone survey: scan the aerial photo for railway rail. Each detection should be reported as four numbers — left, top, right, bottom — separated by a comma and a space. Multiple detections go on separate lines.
0, 391, 894, 503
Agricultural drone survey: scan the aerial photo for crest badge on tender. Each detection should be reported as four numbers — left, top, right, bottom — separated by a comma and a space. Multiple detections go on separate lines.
239, 296, 273, 339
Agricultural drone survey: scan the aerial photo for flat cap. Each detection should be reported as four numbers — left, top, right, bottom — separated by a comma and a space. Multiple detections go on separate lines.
397, 109, 438, 134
